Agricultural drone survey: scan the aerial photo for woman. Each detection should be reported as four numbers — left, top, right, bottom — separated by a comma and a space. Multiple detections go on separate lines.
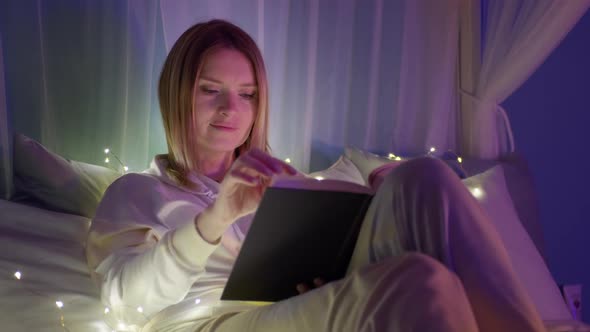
87, 19, 544, 332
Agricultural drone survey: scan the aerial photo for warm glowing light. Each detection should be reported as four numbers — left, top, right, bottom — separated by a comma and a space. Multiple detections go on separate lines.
388, 153, 396, 160
117, 322, 127, 330
123, 166, 129, 172
55, 301, 64, 309
395, 156, 402, 161
430, 147, 436, 153
457, 157, 463, 163
105, 158, 110, 163
137, 306, 143, 313
14, 271, 21, 280
284, 158, 291, 164
104, 148, 110, 154
471, 187, 483, 198
195, 298, 201, 305
104, 307, 110, 314
314, 176, 324, 181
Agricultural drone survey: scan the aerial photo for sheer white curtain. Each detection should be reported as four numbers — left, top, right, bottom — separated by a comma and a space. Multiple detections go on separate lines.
0, 33, 12, 199
0, 0, 460, 176
459, 0, 590, 159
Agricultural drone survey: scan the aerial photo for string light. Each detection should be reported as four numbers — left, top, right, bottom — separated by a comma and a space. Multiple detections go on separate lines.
55, 301, 64, 309
284, 158, 291, 164
314, 176, 325, 181
136, 306, 143, 313
429, 147, 436, 153
394, 156, 401, 161
470, 187, 483, 198
388, 153, 396, 160
195, 298, 201, 305
14, 271, 21, 280
457, 157, 463, 163
104, 307, 110, 314
102, 148, 130, 174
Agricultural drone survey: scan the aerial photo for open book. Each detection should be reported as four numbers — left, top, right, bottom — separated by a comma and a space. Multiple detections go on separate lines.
220, 176, 375, 303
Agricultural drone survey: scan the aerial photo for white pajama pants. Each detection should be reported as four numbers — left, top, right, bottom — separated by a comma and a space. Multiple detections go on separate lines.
166, 157, 545, 332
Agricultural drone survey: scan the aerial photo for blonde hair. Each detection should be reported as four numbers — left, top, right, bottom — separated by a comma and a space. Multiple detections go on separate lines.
158, 19, 270, 186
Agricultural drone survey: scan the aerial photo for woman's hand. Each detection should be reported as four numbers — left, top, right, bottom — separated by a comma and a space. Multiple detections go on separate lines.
196, 149, 298, 243
296, 278, 326, 294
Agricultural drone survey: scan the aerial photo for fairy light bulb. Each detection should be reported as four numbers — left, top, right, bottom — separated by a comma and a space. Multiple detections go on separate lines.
195, 298, 201, 305
388, 153, 396, 160
104, 307, 110, 314
14, 271, 21, 280
123, 166, 129, 172
105, 157, 110, 163
117, 322, 127, 330
457, 157, 463, 163
314, 176, 324, 181
284, 158, 291, 164
55, 301, 64, 309
137, 306, 143, 313
471, 187, 483, 198
430, 147, 436, 153
395, 156, 401, 161
104, 148, 110, 154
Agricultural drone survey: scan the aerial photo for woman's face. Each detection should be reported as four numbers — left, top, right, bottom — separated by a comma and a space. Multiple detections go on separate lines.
193, 48, 257, 157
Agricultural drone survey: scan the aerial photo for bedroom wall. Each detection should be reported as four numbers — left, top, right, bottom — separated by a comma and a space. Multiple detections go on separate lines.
503, 9, 590, 322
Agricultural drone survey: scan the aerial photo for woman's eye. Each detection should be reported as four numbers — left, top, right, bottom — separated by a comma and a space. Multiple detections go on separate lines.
240, 92, 257, 100
201, 87, 220, 94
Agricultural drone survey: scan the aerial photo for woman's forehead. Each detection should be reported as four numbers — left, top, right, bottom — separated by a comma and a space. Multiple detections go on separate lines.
199, 48, 256, 86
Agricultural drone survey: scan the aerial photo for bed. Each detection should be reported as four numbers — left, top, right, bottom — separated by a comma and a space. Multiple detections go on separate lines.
1, 134, 589, 331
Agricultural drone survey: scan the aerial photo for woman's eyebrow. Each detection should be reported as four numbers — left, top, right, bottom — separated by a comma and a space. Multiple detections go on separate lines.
199, 76, 257, 88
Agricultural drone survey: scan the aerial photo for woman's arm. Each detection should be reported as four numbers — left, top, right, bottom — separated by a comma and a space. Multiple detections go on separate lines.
87, 174, 219, 318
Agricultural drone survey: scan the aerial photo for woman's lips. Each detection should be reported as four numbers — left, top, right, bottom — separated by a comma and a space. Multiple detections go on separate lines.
210, 123, 238, 131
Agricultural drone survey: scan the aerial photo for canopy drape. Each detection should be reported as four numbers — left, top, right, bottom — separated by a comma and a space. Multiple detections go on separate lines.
459, 0, 590, 159
0, 0, 460, 184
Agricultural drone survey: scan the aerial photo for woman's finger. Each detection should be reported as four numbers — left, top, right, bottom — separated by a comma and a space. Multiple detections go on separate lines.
229, 169, 263, 186
249, 149, 298, 175
239, 153, 275, 177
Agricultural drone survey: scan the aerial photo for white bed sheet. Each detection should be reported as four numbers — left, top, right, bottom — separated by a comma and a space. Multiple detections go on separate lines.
0, 199, 109, 332
1, 198, 589, 332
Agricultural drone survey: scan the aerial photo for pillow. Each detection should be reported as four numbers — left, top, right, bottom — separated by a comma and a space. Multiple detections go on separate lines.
345, 147, 465, 188
307, 155, 365, 186
463, 166, 572, 322
13, 133, 121, 218
344, 147, 405, 185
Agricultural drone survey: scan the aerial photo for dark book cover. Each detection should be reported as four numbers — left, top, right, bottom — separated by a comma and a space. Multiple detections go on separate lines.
221, 184, 373, 302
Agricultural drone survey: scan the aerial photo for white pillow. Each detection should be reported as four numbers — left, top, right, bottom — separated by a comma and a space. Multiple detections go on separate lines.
462, 166, 571, 321
307, 155, 365, 186
344, 147, 393, 185
13, 134, 121, 218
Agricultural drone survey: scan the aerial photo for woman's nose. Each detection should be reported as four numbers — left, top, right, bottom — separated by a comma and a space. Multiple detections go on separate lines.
219, 92, 238, 113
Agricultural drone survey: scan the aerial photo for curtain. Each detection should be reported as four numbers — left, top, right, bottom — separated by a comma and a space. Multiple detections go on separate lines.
0, 32, 12, 199
0, 0, 460, 174
459, 0, 590, 159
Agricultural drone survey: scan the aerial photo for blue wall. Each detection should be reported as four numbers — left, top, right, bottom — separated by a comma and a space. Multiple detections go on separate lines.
503, 9, 590, 322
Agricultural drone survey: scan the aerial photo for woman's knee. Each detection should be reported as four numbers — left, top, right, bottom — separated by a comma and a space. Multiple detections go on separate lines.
381, 157, 460, 191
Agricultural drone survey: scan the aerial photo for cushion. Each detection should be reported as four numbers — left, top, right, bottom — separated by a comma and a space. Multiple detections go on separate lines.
344, 147, 465, 189
463, 166, 571, 321
13, 133, 121, 218
307, 155, 365, 186
344, 147, 406, 185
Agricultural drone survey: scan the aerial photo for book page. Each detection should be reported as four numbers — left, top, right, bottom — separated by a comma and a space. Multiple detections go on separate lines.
271, 175, 372, 195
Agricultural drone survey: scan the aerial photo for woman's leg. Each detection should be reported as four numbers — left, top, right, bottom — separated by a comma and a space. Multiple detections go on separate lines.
172, 253, 477, 332
348, 157, 544, 332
